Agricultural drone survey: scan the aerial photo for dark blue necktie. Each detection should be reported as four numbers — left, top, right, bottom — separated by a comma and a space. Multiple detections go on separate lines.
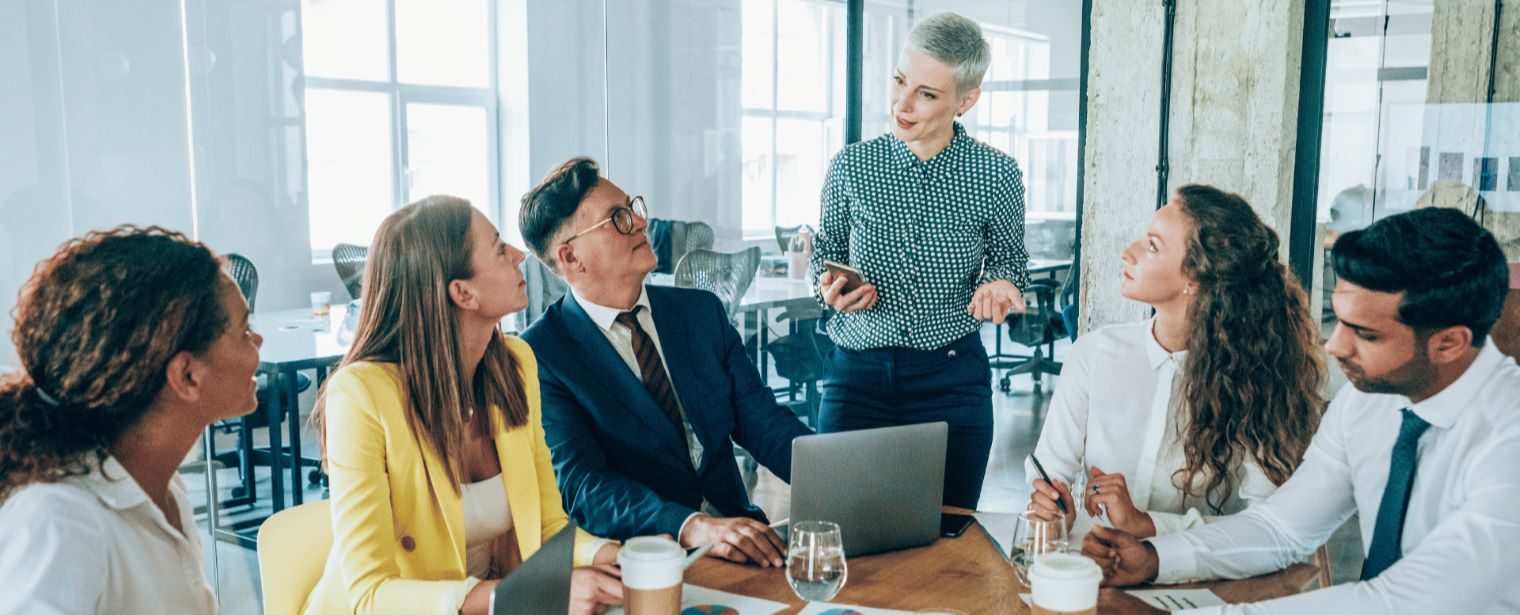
1361, 408, 1431, 580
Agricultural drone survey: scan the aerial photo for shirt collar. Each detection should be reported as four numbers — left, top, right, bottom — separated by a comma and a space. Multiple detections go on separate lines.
76, 455, 151, 511
888, 121, 970, 174
1406, 342, 1506, 430
1144, 317, 1188, 370
571, 285, 653, 333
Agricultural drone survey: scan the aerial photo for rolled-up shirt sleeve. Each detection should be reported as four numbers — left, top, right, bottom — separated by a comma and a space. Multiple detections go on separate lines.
1151, 394, 1520, 614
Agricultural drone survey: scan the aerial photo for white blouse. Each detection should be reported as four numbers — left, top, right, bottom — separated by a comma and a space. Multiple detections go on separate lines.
1027, 319, 1277, 539
0, 456, 218, 614
462, 473, 512, 579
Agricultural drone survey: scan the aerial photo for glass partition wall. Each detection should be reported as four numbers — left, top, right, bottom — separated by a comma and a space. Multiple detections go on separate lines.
1309, 0, 1520, 391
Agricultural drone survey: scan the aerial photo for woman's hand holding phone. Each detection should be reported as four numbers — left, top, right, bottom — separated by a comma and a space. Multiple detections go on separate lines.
819, 267, 877, 313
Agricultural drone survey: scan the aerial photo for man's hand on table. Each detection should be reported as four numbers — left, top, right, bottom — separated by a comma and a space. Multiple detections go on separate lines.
1082, 525, 1159, 587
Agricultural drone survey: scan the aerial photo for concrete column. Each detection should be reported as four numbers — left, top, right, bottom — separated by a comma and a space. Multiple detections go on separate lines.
1426, 0, 1520, 258
1079, 0, 1306, 331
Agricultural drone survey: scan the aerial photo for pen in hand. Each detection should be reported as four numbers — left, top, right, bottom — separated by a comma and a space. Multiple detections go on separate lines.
1029, 454, 1068, 515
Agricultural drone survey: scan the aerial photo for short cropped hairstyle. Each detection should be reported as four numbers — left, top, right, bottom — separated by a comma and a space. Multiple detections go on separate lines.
905, 12, 991, 94
519, 157, 602, 272
1332, 207, 1508, 345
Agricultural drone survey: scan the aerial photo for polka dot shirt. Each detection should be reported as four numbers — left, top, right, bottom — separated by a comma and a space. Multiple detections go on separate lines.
810, 122, 1030, 351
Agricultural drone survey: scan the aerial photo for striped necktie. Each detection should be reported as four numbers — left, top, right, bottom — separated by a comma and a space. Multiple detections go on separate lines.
1361, 408, 1431, 580
615, 308, 689, 452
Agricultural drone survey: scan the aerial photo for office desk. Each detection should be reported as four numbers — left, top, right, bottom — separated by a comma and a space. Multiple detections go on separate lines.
214, 306, 350, 546
686, 513, 1317, 614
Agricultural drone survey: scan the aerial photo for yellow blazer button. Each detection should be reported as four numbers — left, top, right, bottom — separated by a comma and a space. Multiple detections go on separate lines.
400, 536, 416, 552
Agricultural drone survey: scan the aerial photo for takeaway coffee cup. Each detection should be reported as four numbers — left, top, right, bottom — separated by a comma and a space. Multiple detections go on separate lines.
617, 537, 707, 615
1029, 552, 1101, 615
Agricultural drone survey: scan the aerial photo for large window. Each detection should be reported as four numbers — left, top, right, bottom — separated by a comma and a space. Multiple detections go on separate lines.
740, 1, 1083, 241
741, 0, 847, 238
300, 0, 498, 257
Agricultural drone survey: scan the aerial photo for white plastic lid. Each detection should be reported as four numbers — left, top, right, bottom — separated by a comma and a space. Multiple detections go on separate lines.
617, 537, 685, 590
1029, 553, 1101, 611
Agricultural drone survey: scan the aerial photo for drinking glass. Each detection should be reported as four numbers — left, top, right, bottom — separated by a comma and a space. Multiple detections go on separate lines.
786, 520, 847, 602
1011, 510, 1069, 586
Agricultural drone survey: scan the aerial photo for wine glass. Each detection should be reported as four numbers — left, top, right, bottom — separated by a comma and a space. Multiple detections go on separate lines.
1011, 510, 1068, 586
786, 520, 848, 602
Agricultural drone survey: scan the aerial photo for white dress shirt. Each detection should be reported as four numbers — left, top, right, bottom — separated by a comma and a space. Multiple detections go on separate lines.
1149, 343, 1520, 614
0, 456, 218, 615
1028, 320, 1277, 538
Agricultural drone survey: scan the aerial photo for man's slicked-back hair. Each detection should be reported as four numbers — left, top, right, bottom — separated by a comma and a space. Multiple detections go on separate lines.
519, 157, 602, 271
1332, 207, 1509, 345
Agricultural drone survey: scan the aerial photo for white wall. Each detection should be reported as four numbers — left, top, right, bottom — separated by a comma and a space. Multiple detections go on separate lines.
1, 0, 203, 364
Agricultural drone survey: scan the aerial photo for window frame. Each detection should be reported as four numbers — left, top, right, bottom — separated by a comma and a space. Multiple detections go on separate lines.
300, 0, 502, 261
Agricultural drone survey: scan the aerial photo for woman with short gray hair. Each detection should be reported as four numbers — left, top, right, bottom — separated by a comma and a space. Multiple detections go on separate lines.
810, 12, 1030, 509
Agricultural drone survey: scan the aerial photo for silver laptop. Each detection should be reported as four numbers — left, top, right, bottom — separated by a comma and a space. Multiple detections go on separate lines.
788, 422, 947, 556
491, 522, 575, 615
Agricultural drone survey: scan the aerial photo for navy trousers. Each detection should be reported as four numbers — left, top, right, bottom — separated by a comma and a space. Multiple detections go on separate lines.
817, 331, 994, 509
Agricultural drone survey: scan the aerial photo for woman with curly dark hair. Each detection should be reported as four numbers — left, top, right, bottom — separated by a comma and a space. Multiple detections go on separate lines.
1026, 185, 1326, 540
0, 227, 262, 613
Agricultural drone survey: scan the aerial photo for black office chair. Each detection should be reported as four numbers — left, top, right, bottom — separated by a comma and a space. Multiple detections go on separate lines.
1059, 259, 1080, 341
763, 302, 832, 427
673, 247, 762, 318
225, 253, 259, 310
997, 278, 1065, 396
210, 254, 321, 499
332, 243, 368, 301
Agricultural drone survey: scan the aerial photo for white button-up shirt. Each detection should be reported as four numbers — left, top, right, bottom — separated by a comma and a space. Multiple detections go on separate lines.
1028, 320, 1277, 538
0, 456, 217, 614
1150, 343, 1520, 614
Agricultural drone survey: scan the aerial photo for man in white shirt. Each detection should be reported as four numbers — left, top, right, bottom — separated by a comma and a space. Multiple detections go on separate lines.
1085, 207, 1520, 614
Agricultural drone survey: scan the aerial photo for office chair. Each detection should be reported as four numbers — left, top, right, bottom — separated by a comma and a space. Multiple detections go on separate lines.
210, 254, 320, 500
331, 243, 368, 301
998, 278, 1065, 396
673, 247, 762, 318
257, 500, 332, 615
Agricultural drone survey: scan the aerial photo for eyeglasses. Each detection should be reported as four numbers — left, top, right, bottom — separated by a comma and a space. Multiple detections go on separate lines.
563, 196, 649, 245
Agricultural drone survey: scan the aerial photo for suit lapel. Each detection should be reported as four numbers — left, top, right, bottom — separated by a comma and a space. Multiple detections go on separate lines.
556, 294, 692, 462
647, 288, 717, 470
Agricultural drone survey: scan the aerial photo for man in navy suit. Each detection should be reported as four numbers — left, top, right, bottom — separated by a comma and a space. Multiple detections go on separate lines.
519, 157, 813, 568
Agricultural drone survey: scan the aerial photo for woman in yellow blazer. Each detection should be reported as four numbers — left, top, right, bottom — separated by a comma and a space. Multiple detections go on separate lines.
304, 196, 623, 615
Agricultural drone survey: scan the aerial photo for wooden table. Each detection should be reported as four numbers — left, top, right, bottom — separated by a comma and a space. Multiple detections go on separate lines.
686, 516, 1318, 614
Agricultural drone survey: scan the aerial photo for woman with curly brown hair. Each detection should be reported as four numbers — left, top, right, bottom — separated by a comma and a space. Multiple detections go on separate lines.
1026, 185, 1326, 540
0, 227, 262, 613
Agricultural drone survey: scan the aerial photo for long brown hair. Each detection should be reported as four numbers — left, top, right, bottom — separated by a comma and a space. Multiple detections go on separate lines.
1173, 185, 1326, 512
313, 196, 528, 491
0, 227, 228, 501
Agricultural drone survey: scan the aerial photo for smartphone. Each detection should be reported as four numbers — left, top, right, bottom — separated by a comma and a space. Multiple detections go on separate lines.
940, 512, 976, 538
822, 259, 866, 293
